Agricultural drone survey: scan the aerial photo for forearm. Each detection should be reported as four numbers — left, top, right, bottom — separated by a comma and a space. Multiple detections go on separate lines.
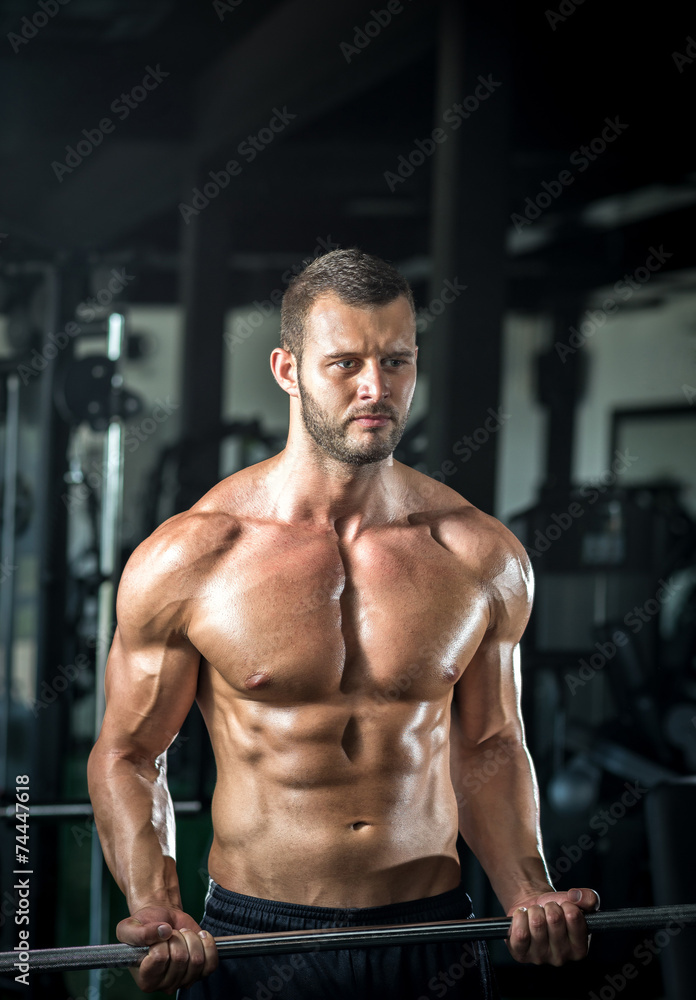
88, 744, 182, 914
453, 735, 553, 912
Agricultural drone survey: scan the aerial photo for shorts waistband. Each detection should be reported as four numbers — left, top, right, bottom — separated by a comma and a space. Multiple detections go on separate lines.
204, 878, 474, 925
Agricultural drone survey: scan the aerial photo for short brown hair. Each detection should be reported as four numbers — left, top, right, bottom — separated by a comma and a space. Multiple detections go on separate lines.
280, 248, 415, 364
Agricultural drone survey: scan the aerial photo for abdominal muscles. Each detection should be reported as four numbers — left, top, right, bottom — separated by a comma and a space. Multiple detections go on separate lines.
203, 689, 462, 905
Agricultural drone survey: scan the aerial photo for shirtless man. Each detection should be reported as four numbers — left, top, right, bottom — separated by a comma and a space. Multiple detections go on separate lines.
87, 248, 598, 998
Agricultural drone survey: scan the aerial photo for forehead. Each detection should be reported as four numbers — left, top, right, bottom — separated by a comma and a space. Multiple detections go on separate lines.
304, 292, 416, 354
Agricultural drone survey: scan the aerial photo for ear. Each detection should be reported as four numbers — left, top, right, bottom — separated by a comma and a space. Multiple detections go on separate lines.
270, 347, 300, 397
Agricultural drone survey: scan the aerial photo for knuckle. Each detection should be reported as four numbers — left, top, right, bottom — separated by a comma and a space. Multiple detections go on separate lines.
146, 949, 169, 967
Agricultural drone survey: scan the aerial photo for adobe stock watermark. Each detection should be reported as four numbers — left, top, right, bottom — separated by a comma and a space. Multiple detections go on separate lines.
366, 638, 452, 719
545, 0, 586, 31
0, 557, 17, 585
71, 732, 189, 848
427, 407, 511, 483
564, 577, 682, 695
125, 396, 180, 453
548, 780, 648, 884
60, 397, 179, 511
224, 235, 340, 353
555, 247, 673, 362
384, 75, 502, 192
672, 35, 696, 73
238, 955, 310, 1000
16, 268, 135, 385
454, 738, 517, 810
416, 941, 482, 999
179, 106, 296, 223
7, 0, 71, 54
27, 628, 115, 717
52, 66, 170, 182
212, 0, 243, 20
588, 920, 686, 1000
71, 966, 127, 1000
526, 449, 638, 559
415, 277, 467, 333
196, 866, 313, 999
339, 1, 411, 63
30, 654, 89, 717
510, 116, 628, 232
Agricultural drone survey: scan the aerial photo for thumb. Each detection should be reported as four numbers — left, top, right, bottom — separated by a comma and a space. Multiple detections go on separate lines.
562, 888, 600, 911
118, 916, 174, 945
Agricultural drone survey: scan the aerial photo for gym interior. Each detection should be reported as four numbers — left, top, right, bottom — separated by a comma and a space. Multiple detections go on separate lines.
0, 2, 694, 998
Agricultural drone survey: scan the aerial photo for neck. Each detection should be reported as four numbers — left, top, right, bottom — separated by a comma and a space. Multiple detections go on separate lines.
264, 430, 399, 532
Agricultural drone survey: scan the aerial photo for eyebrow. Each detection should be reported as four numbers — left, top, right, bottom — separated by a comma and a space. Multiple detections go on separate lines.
323, 349, 416, 360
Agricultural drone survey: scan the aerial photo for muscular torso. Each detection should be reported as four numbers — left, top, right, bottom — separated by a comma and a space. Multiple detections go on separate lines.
184, 482, 492, 908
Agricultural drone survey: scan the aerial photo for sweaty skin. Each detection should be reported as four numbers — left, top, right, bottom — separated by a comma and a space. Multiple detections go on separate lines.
88, 293, 598, 994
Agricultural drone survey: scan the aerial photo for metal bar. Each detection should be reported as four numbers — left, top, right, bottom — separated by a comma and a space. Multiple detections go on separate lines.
3, 905, 695, 974
0, 801, 203, 821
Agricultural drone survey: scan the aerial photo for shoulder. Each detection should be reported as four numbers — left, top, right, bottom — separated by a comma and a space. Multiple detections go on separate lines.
117, 497, 242, 637
398, 464, 533, 633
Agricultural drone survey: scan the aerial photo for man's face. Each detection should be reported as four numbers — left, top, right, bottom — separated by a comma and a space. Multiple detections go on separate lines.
296, 293, 417, 466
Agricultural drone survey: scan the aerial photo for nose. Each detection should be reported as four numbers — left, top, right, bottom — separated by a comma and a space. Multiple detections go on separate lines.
357, 361, 390, 401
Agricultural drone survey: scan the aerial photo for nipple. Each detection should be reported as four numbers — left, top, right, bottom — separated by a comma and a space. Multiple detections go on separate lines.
244, 672, 271, 690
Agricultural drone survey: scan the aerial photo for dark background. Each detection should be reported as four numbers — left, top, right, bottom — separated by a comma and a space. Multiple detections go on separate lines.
1, 1, 695, 998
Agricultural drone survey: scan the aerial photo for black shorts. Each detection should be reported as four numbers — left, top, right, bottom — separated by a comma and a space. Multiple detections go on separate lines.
177, 878, 499, 1000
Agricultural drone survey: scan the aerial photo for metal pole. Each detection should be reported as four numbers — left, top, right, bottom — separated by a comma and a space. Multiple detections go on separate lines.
0, 373, 20, 795
89, 311, 126, 1000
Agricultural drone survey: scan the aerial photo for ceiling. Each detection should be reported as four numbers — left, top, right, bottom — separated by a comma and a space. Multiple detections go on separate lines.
0, 0, 694, 312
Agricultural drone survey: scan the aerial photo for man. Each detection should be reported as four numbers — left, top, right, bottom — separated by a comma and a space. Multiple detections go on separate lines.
88, 248, 598, 998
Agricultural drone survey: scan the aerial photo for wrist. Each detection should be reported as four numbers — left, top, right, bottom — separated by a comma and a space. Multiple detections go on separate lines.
495, 865, 555, 914
126, 855, 182, 915
128, 897, 183, 917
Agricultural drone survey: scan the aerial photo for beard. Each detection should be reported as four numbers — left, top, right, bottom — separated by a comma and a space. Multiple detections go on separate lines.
297, 373, 409, 466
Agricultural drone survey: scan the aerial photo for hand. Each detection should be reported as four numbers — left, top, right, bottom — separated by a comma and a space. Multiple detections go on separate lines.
506, 887, 600, 966
116, 904, 219, 994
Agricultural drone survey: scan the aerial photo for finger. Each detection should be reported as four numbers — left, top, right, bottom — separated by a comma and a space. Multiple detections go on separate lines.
526, 903, 551, 964
136, 938, 178, 993
154, 930, 192, 994
506, 907, 533, 962
560, 900, 592, 958
199, 929, 220, 976
543, 901, 572, 966
176, 928, 208, 990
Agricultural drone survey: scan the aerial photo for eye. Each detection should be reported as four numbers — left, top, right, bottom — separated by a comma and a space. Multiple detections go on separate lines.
336, 359, 358, 369
384, 358, 406, 367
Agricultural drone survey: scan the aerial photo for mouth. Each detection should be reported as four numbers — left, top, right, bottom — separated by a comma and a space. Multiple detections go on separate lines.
351, 415, 392, 428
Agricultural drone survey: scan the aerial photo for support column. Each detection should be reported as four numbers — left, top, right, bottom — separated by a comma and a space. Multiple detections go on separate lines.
177, 176, 230, 511
536, 304, 586, 497
424, 0, 511, 516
